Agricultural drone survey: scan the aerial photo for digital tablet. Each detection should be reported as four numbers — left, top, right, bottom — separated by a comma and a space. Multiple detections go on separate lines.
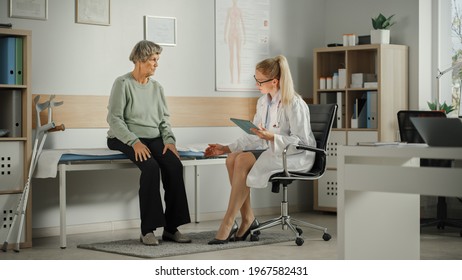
230, 118, 259, 134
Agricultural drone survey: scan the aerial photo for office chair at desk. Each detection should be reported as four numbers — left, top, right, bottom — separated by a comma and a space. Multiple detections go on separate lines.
250, 103, 337, 246
397, 110, 462, 236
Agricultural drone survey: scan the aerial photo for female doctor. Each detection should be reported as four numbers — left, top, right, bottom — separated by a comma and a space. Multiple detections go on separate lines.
205, 55, 316, 244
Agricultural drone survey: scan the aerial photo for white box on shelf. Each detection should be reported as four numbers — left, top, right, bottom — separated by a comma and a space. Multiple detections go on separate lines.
351, 73, 376, 88
364, 82, 378, 88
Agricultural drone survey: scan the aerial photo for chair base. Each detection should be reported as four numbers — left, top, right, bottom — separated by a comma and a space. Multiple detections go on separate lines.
421, 218, 462, 237
249, 186, 331, 246
420, 196, 462, 237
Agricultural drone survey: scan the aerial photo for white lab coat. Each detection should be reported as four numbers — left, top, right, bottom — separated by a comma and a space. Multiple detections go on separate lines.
228, 93, 316, 188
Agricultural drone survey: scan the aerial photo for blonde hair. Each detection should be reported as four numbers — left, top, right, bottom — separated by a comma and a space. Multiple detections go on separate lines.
129, 40, 163, 63
256, 55, 300, 105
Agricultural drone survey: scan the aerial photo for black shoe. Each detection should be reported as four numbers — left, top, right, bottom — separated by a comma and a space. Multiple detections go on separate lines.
208, 221, 239, 245
234, 218, 259, 241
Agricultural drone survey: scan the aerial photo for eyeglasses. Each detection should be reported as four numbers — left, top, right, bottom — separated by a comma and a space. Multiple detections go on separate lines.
253, 75, 274, 86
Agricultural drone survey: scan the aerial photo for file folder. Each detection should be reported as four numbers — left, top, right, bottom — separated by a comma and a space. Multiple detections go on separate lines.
357, 94, 367, 128
0, 89, 22, 137
351, 98, 358, 129
0, 37, 16, 85
338, 68, 347, 89
15, 37, 23, 85
366, 91, 378, 128
337, 92, 343, 128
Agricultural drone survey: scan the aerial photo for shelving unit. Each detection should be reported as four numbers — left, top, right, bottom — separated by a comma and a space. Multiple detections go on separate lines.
0, 28, 32, 248
313, 44, 408, 211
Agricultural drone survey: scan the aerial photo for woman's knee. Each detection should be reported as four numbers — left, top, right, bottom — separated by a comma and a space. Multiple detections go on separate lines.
233, 153, 255, 172
226, 152, 238, 169
139, 158, 160, 172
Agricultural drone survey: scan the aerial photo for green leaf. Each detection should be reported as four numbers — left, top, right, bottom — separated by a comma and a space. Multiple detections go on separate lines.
372, 13, 396, 29
427, 100, 455, 114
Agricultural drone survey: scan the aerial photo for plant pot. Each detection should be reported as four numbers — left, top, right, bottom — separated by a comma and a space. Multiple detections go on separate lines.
370, 29, 390, 44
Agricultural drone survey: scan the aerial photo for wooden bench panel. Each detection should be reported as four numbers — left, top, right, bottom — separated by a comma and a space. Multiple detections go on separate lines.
32, 94, 258, 128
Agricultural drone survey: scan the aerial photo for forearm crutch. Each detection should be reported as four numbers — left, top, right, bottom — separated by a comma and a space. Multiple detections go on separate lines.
2, 95, 64, 252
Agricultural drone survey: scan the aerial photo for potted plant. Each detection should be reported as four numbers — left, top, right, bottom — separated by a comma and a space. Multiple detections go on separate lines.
427, 100, 456, 114
371, 13, 395, 44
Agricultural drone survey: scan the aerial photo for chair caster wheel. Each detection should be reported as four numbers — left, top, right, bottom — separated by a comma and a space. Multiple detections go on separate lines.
296, 227, 303, 235
250, 233, 260, 242
295, 237, 304, 246
322, 233, 331, 241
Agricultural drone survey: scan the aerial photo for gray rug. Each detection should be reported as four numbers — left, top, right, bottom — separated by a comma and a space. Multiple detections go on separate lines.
78, 230, 294, 259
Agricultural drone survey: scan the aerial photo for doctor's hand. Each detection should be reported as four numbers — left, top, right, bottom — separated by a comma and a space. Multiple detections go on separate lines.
133, 141, 151, 162
163, 143, 180, 159
251, 127, 275, 142
204, 144, 230, 157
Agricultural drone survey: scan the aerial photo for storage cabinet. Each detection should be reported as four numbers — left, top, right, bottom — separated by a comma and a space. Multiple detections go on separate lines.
313, 44, 408, 211
0, 29, 32, 248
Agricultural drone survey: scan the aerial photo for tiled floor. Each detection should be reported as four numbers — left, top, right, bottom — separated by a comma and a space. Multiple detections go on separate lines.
1, 212, 461, 260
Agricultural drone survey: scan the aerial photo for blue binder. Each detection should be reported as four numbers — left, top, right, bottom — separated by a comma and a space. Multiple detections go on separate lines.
0, 37, 16, 85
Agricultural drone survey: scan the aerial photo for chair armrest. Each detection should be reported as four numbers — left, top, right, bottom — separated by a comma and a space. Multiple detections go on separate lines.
282, 143, 326, 176
295, 144, 325, 154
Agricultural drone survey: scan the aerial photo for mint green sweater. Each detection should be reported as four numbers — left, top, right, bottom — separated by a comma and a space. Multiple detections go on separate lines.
106, 72, 175, 146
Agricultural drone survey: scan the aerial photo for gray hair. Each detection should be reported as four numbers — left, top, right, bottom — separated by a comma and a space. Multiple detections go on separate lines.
129, 40, 163, 63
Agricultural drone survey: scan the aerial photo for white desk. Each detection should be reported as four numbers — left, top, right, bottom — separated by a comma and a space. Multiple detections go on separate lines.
57, 157, 225, 248
337, 144, 462, 259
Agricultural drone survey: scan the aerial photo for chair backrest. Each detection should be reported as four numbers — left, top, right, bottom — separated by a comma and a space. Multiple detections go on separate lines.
309, 103, 337, 150
306, 103, 337, 176
397, 110, 446, 143
269, 103, 337, 192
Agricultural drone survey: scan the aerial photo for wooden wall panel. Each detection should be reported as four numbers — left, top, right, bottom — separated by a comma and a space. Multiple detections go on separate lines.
32, 94, 258, 128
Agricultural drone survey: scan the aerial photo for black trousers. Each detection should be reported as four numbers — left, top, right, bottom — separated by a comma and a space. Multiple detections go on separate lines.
107, 137, 191, 234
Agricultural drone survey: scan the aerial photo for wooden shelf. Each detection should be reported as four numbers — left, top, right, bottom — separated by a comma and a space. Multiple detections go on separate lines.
313, 44, 409, 212
0, 28, 32, 248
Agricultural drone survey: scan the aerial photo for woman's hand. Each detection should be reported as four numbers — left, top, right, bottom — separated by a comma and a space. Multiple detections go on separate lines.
163, 143, 180, 159
251, 127, 275, 141
133, 141, 151, 162
205, 144, 230, 157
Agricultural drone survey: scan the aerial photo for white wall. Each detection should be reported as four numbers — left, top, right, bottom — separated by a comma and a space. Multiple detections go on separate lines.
324, 0, 420, 109
1, 0, 327, 233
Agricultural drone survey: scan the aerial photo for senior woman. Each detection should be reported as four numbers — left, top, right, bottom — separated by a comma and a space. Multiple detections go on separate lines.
106, 40, 191, 246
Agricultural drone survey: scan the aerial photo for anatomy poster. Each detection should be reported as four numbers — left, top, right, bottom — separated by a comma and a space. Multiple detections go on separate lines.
215, 0, 270, 91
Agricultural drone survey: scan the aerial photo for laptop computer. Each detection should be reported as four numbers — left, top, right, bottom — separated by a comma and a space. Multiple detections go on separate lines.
410, 117, 462, 147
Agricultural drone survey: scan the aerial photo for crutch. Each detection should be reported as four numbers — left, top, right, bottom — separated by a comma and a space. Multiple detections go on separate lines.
2, 95, 65, 252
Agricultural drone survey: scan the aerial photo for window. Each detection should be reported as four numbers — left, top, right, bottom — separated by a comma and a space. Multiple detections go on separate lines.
439, 0, 462, 116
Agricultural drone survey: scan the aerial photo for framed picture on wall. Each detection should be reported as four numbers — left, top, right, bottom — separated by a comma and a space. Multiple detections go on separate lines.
76, 0, 110, 26
144, 16, 177, 46
9, 0, 48, 20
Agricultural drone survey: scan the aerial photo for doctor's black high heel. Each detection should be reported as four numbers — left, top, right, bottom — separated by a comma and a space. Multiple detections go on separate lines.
234, 218, 260, 241
208, 221, 239, 245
